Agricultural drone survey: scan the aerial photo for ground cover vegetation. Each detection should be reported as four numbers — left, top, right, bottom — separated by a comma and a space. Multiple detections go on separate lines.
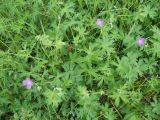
0, 0, 160, 119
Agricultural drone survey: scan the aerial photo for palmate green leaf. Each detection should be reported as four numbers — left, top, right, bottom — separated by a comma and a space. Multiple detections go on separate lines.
62, 62, 83, 82
60, 1, 75, 17
143, 58, 157, 74
152, 41, 160, 58
151, 26, 160, 40
138, 4, 157, 20
96, 37, 115, 56
44, 88, 64, 107
82, 43, 104, 63
76, 87, 100, 120
110, 85, 129, 107
113, 51, 147, 81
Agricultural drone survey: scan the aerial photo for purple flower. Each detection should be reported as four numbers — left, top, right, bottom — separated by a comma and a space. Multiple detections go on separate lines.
22, 77, 33, 89
96, 19, 105, 27
137, 37, 145, 45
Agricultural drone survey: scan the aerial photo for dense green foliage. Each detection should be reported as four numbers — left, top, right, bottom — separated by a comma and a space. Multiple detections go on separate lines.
0, 0, 160, 119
